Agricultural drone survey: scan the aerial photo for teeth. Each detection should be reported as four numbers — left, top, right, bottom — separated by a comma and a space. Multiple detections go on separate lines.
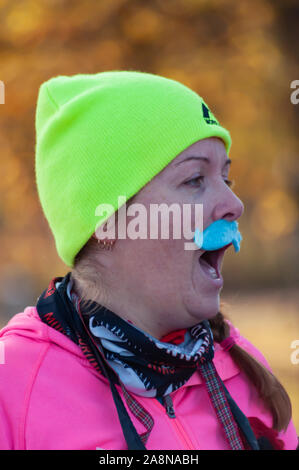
199, 257, 220, 279
206, 264, 217, 274
200, 258, 218, 277
208, 267, 219, 279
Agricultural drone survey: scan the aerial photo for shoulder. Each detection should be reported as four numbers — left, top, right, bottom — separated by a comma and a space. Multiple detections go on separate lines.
0, 307, 51, 373
0, 308, 52, 449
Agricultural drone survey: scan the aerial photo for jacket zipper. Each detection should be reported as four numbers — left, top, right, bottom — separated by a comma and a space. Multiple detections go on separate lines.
161, 394, 196, 450
163, 395, 176, 418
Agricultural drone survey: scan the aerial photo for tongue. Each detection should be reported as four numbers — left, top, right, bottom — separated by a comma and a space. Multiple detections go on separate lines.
199, 257, 219, 279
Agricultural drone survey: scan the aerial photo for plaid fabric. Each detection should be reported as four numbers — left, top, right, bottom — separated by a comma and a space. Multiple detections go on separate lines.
199, 361, 245, 450
120, 384, 154, 445
70, 278, 155, 446
77, 333, 154, 446
77, 331, 154, 445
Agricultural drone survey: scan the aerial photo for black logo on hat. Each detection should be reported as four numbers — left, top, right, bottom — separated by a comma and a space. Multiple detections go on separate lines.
202, 103, 219, 125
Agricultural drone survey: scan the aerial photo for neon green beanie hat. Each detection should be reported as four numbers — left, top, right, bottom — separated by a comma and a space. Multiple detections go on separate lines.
35, 70, 232, 268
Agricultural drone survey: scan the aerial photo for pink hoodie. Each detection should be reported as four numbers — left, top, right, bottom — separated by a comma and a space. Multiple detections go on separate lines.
0, 306, 297, 450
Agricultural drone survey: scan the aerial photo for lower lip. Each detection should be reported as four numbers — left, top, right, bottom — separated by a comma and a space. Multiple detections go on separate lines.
198, 258, 223, 288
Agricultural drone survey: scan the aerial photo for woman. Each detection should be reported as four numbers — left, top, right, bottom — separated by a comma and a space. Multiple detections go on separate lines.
0, 71, 297, 450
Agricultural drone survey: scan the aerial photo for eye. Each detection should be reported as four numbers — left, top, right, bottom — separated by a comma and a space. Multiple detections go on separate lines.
183, 176, 235, 188
184, 175, 204, 187
225, 179, 235, 188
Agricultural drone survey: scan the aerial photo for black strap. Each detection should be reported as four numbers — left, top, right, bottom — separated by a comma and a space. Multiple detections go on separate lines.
220, 379, 260, 450
37, 275, 146, 451
90, 342, 146, 450
55, 282, 147, 451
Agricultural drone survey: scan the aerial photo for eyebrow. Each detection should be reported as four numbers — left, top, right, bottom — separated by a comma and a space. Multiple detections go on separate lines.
175, 155, 232, 169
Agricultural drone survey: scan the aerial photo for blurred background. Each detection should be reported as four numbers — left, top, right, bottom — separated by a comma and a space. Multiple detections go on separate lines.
0, 0, 298, 431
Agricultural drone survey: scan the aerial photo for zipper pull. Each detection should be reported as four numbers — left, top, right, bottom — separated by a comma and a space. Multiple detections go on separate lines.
163, 394, 176, 419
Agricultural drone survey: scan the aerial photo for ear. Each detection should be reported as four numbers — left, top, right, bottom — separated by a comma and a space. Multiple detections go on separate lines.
94, 221, 116, 242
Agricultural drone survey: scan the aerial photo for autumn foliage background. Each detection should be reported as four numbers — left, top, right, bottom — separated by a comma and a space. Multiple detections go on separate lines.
0, 0, 298, 430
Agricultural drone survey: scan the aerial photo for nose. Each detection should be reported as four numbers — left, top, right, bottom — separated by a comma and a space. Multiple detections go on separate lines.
212, 185, 244, 223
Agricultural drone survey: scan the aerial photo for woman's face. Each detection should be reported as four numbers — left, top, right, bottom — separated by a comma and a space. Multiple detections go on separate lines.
103, 137, 244, 338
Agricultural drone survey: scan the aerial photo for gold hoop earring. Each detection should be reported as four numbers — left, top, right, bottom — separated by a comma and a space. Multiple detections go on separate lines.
97, 239, 115, 251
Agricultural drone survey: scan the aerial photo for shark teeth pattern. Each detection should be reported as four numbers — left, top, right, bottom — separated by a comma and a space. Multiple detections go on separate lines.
191, 325, 208, 340
134, 370, 154, 390
156, 341, 200, 363
90, 317, 144, 354
88, 313, 214, 397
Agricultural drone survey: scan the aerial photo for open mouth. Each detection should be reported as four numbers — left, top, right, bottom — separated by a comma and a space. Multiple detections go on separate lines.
198, 243, 232, 280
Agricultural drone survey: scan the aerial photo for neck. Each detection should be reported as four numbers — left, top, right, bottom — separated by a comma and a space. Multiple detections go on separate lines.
71, 274, 198, 341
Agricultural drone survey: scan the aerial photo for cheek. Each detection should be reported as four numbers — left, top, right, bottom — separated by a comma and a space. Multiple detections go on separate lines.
126, 238, 190, 284
152, 240, 194, 298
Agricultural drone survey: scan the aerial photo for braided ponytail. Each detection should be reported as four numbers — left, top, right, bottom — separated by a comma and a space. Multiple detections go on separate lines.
209, 309, 292, 432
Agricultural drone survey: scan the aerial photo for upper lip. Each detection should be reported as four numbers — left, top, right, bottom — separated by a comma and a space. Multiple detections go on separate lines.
198, 243, 233, 276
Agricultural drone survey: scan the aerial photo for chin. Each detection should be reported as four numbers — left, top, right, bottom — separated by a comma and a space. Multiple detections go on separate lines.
186, 294, 220, 324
